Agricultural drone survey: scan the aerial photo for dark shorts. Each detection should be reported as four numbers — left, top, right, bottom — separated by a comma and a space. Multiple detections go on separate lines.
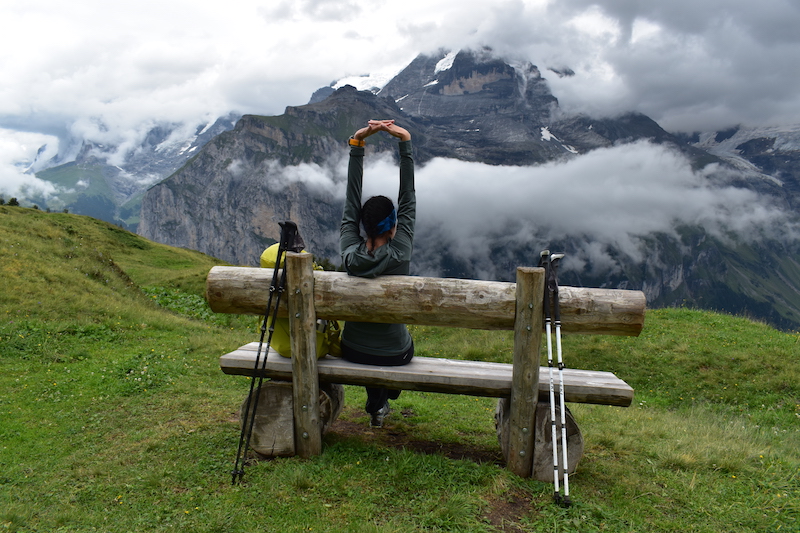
341, 342, 414, 366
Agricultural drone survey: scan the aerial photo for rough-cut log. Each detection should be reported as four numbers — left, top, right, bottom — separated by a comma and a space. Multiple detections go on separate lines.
220, 345, 635, 407
206, 266, 646, 336
507, 267, 544, 476
286, 253, 321, 458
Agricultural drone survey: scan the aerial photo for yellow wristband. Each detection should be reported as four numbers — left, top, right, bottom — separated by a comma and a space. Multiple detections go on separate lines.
348, 137, 365, 147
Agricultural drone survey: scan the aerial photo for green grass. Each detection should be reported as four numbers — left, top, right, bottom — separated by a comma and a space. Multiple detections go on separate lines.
1, 205, 798, 532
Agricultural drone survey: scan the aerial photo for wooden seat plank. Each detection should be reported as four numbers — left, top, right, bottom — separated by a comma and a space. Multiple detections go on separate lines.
220, 342, 634, 407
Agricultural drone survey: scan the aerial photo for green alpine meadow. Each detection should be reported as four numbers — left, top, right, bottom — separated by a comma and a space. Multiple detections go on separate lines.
1, 205, 797, 532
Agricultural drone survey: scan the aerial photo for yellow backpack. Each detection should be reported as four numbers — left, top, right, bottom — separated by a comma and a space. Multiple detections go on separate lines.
260, 244, 342, 359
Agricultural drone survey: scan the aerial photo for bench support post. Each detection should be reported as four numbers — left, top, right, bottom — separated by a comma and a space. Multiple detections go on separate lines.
286, 252, 322, 458
506, 266, 545, 477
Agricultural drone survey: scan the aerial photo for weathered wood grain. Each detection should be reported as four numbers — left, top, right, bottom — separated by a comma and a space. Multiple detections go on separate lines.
507, 267, 544, 476
219, 343, 635, 407
286, 253, 321, 458
206, 266, 646, 336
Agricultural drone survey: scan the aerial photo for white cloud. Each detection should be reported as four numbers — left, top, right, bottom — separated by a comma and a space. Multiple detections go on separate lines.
271, 141, 795, 276
410, 141, 794, 268
0, 129, 60, 201
538, 0, 800, 130
264, 153, 349, 197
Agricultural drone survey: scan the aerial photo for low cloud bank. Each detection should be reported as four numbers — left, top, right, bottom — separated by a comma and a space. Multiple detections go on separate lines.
0, 129, 61, 202
414, 141, 794, 273
272, 141, 797, 278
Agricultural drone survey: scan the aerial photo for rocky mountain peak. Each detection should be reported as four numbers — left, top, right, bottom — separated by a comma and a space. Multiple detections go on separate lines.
379, 49, 556, 123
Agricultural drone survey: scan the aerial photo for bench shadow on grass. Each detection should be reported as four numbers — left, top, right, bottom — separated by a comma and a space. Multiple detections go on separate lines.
327, 406, 505, 466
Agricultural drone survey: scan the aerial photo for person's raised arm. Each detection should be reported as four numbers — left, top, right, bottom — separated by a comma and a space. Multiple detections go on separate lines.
393, 124, 414, 255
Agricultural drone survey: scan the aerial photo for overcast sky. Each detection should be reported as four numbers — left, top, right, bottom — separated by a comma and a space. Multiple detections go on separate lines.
2, 0, 800, 264
4, 1, 800, 146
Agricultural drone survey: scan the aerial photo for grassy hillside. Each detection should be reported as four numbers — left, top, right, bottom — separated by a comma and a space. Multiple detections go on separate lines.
0, 205, 797, 532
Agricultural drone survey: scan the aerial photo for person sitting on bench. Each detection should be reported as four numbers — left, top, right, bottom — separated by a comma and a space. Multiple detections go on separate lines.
339, 119, 415, 428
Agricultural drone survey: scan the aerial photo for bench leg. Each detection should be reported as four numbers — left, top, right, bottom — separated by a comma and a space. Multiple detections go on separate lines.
287, 252, 322, 457
506, 266, 545, 477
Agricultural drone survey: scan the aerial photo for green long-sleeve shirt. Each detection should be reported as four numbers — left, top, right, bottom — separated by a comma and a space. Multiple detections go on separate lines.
339, 140, 415, 356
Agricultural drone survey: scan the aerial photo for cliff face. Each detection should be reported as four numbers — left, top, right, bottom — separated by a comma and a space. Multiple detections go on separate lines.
138, 120, 345, 266
379, 50, 567, 165
139, 87, 423, 265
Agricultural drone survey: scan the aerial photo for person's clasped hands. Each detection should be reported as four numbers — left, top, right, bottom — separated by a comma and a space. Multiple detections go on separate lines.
353, 120, 411, 142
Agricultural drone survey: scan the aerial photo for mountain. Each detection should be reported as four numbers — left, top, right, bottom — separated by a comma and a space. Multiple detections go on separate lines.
25, 113, 240, 230
140, 49, 687, 263
138, 88, 407, 262
683, 124, 800, 208
138, 49, 800, 331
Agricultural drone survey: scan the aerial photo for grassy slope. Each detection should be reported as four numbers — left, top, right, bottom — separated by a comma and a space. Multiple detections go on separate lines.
0, 206, 797, 532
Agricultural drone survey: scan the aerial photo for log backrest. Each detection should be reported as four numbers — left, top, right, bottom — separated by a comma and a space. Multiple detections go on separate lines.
206, 265, 646, 336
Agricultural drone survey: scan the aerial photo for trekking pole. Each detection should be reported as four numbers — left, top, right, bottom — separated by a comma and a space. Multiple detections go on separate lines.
539, 250, 561, 505
232, 221, 304, 485
549, 252, 572, 508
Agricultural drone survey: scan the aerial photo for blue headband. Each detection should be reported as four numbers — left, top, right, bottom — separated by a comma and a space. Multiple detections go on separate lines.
374, 208, 397, 235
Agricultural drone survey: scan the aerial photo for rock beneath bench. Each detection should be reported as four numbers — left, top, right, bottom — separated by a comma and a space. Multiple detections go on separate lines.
495, 398, 584, 482
239, 381, 344, 457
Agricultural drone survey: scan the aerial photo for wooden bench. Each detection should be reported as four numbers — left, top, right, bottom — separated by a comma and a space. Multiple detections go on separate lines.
220, 344, 634, 407
207, 253, 646, 477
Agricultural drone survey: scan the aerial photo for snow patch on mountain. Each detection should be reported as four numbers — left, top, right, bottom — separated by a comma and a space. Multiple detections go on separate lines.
541, 127, 556, 141
333, 64, 405, 93
435, 50, 458, 73
696, 124, 800, 154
